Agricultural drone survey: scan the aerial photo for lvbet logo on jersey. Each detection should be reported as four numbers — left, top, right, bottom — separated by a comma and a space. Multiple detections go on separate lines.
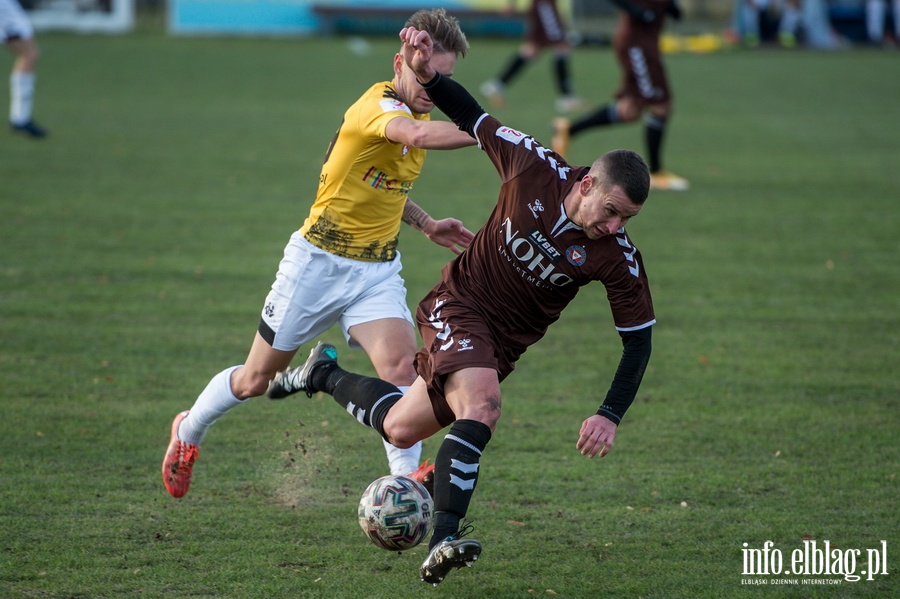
500, 217, 573, 288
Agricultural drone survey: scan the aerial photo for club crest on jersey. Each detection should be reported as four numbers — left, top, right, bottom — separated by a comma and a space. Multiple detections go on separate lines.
379, 99, 412, 115
566, 245, 587, 266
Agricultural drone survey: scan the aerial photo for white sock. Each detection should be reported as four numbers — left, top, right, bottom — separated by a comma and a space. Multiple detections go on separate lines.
10, 72, 35, 125
178, 365, 244, 446
381, 385, 422, 475
384, 439, 423, 476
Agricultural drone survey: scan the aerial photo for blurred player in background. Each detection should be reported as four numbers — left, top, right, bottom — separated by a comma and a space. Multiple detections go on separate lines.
2, 0, 46, 138
267, 25, 656, 586
866, 0, 900, 46
162, 9, 475, 498
480, 0, 586, 113
552, 0, 688, 191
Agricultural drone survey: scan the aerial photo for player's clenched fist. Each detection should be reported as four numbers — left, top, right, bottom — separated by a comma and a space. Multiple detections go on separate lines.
399, 26, 435, 81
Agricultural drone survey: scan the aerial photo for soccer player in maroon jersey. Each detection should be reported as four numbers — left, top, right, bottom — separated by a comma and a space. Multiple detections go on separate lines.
480, 0, 585, 113
552, 0, 688, 191
267, 26, 655, 586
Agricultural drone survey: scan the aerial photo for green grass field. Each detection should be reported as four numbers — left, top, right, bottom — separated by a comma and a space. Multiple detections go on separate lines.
1, 24, 898, 598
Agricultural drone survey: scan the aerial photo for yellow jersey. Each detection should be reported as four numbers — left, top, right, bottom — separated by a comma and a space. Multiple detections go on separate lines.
301, 81, 429, 262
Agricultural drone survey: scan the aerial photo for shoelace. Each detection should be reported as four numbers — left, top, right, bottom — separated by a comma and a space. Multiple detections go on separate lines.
447, 520, 475, 542
178, 443, 199, 471
279, 367, 312, 397
410, 459, 433, 478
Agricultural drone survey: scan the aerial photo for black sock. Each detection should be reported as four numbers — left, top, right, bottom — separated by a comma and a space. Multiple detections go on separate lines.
324, 371, 402, 440
311, 362, 342, 393
499, 54, 527, 85
554, 54, 571, 96
644, 114, 666, 173
570, 104, 617, 137
429, 419, 492, 549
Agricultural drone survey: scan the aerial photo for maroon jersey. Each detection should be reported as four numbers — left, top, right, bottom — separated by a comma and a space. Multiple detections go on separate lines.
427, 115, 655, 358
614, 0, 671, 46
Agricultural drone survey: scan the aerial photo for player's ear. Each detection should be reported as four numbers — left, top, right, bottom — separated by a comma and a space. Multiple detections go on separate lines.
579, 175, 595, 196
393, 53, 403, 77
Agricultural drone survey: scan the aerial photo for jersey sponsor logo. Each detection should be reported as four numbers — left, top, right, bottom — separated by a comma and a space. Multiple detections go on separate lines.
616, 232, 640, 277
527, 227, 562, 263
402, 145, 409, 156
500, 217, 574, 288
457, 338, 473, 352
528, 199, 545, 218
362, 166, 413, 193
378, 98, 413, 115
495, 127, 572, 180
566, 245, 587, 266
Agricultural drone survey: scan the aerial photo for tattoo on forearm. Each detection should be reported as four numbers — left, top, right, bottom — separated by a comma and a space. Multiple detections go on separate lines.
403, 200, 429, 232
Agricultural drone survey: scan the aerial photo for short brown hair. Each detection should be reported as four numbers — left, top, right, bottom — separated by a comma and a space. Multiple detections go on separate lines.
405, 9, 469, 58
595, 149, 650, 205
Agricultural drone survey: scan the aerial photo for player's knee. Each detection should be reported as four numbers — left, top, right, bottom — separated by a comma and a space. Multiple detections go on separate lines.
459, 394, 501, 432
19, 40, 40, 67
374, 361, 417, 389
384, 428, 420, 449
618, 105, 640, 122
230, 369, 270, 399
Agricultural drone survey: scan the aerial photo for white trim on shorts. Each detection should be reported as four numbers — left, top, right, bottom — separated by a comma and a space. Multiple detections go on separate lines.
259, 232, 413, 352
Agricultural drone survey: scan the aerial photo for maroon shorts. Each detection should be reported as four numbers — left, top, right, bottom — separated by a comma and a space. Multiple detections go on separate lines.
527, 0, 567, 47
414, 284, 519, 427
615, 41, 670, 105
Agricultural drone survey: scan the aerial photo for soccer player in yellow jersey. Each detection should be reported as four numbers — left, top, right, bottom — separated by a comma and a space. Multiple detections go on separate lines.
163, 9, 475, 498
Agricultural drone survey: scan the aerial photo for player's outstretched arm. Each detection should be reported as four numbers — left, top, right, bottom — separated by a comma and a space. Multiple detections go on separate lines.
577, 326, 652, 458
399, 27, 485, 137
403, 199, 475, 254
386, 118, 476, 150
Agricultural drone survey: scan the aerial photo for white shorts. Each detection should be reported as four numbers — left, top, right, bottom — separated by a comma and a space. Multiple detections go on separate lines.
0, 0, 34, 43
259, 232, 414, 352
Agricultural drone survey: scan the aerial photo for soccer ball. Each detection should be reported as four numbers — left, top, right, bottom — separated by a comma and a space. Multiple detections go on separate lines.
358, 474, 434, 552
